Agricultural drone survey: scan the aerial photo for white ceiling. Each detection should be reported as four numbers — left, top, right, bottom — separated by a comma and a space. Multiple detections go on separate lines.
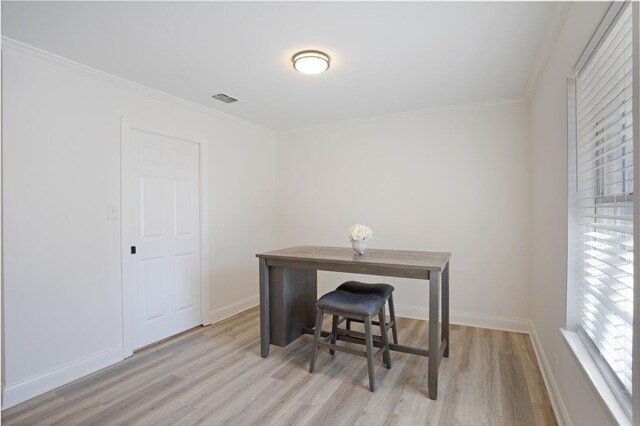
2, 2, 561, 130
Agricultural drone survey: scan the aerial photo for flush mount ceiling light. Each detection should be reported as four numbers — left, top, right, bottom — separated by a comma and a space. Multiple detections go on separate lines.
292, 50, 330, 75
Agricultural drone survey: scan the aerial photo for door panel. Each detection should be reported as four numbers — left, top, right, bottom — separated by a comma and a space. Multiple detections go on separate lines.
130, 129, 201, 350
141, 177, 163, 238
175, 253, 195, 311
142, 257, 166, 321
174, 180, 193, 236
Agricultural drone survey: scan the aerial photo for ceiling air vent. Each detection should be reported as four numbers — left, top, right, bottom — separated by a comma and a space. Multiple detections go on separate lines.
212, 93, 238, 104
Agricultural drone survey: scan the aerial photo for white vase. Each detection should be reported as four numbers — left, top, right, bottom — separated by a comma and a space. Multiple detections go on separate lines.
352, 239, 367, 255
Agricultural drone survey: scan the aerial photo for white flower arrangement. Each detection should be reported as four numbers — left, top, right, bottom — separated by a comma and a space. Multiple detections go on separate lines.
347, 224, 373, 242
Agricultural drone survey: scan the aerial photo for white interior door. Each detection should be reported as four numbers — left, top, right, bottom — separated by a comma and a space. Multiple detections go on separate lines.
128, 129, 201, 350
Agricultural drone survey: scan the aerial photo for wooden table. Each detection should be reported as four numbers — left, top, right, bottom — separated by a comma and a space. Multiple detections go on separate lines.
256, 246, 451, 399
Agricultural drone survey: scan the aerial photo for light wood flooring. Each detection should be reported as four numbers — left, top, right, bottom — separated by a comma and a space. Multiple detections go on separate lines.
2, 307, 556, 425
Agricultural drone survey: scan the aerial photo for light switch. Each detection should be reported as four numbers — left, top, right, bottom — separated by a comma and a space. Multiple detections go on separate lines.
107, 206, 119, 220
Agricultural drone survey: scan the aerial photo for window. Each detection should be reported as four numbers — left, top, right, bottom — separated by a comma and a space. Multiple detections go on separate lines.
567, 1, 636, 418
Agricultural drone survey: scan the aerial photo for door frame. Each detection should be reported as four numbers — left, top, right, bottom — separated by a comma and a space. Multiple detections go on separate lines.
120, 116, 211, 358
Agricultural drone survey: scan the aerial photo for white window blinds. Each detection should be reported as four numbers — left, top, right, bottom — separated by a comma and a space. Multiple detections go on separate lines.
575, 3, 633, 395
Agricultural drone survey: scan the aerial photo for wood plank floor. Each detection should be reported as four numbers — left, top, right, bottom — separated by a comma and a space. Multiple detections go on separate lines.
2, 307, 557, 425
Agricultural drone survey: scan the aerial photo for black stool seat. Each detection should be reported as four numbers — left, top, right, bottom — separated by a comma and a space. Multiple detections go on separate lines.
317, 290, 384, 317
337, 281, 394, 299
309, 289, 392, 392
337, 280, 399, 345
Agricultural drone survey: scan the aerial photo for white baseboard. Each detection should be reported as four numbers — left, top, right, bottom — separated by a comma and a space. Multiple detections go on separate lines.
2, 295, 260, 410
0, 298, 562, 426
2, 345, 123, 410
209, 295, 259, 324
529, 326, 571, 426
394, 303, 532, 333
396, 303, 565, 425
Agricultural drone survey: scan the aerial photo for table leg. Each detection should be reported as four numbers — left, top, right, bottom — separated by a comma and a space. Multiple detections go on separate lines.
442, 261, 450, 358
428, 270, 440, 400
259, 257, 270, 358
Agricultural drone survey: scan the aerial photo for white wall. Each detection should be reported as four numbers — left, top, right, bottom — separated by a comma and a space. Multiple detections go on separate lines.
1, 4, 623, 422
529, 2, 617, 426
276, 100, 532, 327
1, 47, 277, 407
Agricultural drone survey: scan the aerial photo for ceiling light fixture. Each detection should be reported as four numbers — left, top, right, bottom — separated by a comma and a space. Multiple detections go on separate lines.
292, 50, 330, 75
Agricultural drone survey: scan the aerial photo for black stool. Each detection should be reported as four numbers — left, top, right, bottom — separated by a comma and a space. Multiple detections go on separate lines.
309, 290, 391, 392
337, 281, 399, 344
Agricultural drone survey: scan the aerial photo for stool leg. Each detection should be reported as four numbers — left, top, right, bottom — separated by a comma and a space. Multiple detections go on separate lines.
379, 307, 391, 369
309, 308, 324, 373
364, 315, 376, 392
388, 293, 399, 344
330, 315, 339, 355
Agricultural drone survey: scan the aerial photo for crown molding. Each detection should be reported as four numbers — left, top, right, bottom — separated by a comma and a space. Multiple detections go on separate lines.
279, 96, 526, 134
1, 36, 274, 134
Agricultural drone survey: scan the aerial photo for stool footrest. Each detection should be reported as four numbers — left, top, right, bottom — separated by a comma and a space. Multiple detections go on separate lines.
318, 341, 367, 358
337, 327, 383, 343
322, 333, 335, 343
318, 339, 387, 362
346, 318, 395, 329
374, 346, 387, 360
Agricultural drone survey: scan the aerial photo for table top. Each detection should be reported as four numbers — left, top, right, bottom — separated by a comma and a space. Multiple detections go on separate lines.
256, 246, 451, 274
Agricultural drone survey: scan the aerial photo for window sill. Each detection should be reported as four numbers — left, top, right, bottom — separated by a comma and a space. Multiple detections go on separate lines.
561, 329, 631, 426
